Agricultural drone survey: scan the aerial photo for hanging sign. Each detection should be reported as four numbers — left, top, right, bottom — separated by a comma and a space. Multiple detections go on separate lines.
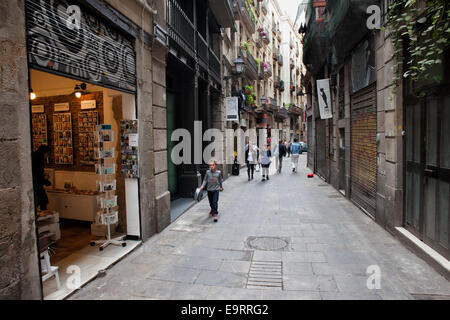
32, 105, 45, 113
81, 100, 97, 110
54, 102, 70, 112
226, 97, 239, 121
316, 79, 332, 119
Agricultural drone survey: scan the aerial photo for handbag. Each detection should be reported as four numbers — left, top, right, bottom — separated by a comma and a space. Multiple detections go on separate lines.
255, 163, 260, 172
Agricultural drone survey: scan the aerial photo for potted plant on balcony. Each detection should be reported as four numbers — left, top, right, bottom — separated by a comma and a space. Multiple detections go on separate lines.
241, 42, 250, 54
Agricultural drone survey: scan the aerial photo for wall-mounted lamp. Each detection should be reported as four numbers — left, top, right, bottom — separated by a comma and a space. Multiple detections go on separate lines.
30, 89, 36, 100
233, 56, 246, 74
74, 83, 87, 98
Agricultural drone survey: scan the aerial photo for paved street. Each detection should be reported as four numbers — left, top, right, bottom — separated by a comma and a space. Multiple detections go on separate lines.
70, 155, 450, 300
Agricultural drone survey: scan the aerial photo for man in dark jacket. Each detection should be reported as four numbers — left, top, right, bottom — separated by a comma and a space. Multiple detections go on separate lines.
32, 145, 52, 210
277, 140, 287, 173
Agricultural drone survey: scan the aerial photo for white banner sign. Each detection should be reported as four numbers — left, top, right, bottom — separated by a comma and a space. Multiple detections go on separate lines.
316, 79, 332, 119
54, 102, 70, 112
81, 100, 96, 109
226, 97, 239, 121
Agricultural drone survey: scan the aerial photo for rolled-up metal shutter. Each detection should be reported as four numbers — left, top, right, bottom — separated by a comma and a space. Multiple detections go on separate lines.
350, 83, 377, 217
316, 118, 327, 179
307, 116, 313, 168
25, 0, 136, 93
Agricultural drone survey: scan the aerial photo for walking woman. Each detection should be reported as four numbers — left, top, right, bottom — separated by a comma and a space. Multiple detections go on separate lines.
260, 144, 272, 181
245, 142, 259, 181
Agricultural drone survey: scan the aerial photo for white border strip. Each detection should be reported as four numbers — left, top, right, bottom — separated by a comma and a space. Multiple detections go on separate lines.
396, 227, 450, 272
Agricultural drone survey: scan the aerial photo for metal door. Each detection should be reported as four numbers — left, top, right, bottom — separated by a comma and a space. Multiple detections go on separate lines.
405, 90, 450, 259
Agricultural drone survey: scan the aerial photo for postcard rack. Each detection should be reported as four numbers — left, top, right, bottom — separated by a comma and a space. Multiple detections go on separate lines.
90, 124, 126, 251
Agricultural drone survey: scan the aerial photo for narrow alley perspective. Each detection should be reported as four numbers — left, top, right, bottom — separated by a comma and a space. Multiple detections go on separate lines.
69, 156, 450, 300
2, 0, 450, 310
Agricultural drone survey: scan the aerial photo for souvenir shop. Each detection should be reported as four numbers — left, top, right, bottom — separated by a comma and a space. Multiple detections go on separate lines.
25, 0, 141, 299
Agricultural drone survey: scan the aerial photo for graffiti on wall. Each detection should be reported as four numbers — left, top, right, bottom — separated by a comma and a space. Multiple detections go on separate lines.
25, 0, 136, 92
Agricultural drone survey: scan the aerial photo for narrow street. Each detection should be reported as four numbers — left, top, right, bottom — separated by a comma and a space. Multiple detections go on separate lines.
70, 156, 450, 300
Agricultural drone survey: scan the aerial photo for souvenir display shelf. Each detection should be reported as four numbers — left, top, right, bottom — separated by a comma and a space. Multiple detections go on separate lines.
78, 111, 98, 165
90, 124, 126, 251
120, 120, 139, 179
32, 114, 48, 152
53, 113, 73, 165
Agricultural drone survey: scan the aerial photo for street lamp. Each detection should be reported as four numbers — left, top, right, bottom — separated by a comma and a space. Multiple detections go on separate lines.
233, 56, 245, 74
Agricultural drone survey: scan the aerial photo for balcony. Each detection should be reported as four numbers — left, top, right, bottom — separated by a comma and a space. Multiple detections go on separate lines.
288, 105, 303, 116
303, 0, 330, 75
197, 33, 208, 69
241, 48, 258, 80
290, 58, 295, 69
209, 49, 221, 83
275, 106, 289, 121
327, 0, 379, 64
274, 76, 281, 89
268, 97, 278, 111
209, 0, 235, 28
277, 54, 283, 66
167, 0, 196, 58
261, 0, 268, 15
273, 47, 279, 61
263, 63, 272, 79
290, 84, 295, 93
236, 0, 256, 34
280, 80, 285, 92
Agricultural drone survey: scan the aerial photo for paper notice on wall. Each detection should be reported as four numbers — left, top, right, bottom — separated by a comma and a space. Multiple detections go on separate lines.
316, 79, 332, 119
128, 134, 139, 147
226, 97, 239, 121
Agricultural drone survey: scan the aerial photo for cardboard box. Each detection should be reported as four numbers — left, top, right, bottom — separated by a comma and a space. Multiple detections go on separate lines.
91, 223, 117, 237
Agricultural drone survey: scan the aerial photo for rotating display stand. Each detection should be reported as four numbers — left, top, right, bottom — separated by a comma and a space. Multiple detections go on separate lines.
90, 124, 126, 251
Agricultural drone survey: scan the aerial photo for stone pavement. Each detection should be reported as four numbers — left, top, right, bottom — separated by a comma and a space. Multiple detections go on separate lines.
70, 155, 450, 300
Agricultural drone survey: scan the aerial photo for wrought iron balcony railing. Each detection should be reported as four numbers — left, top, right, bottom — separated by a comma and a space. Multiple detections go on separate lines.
167, 0, 195, 57
209, 49, 221, 82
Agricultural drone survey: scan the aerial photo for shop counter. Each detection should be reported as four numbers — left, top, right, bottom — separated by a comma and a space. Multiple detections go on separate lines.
47, 191, 97, 222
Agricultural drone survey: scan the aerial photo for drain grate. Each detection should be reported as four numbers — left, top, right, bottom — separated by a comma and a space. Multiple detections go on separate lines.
247, 237, 289, 251
247, 260, 283, 289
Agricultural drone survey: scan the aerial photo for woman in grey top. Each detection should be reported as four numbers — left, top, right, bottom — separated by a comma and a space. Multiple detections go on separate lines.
199, 160, 224, 222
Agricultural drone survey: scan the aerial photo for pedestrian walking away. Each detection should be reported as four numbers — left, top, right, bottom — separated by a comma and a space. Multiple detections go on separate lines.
260, 144, 272, 181
286, 140, 291, 157
199, 159, 224, 222
32, 145, 52, 210
245, 142, 259, 181
290, 138, 301, 173
274, 140, 287, 173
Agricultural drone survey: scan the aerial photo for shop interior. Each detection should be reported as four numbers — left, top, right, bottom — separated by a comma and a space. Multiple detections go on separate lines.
29, 69, 141, 300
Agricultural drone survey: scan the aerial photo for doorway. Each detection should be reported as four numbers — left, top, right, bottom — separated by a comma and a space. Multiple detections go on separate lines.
29, 70, 141, 299
405, 89, 450, 259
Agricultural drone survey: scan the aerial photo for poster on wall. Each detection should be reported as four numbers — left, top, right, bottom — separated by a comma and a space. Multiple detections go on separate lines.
78, 111, 98, 165
53, 113, 73, 164
316, 79, 333, 119
120, 120, 139, 179
32, 114, 48, 152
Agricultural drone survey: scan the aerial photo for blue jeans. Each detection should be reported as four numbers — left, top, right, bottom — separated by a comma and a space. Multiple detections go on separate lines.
207, 190, 220, 215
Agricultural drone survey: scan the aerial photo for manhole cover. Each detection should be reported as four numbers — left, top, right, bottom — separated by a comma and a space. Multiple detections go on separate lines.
247, 237, 289, 251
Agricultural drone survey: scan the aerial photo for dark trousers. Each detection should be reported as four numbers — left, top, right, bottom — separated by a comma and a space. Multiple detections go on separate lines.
207, 190, 220, 215
247, 163, 255, 178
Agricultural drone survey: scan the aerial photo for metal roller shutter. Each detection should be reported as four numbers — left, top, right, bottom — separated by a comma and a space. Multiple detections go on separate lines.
316, 118, 327, 179
351, 83, 377, 217
307, 116, 313, 169
25, 0, 136, 93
